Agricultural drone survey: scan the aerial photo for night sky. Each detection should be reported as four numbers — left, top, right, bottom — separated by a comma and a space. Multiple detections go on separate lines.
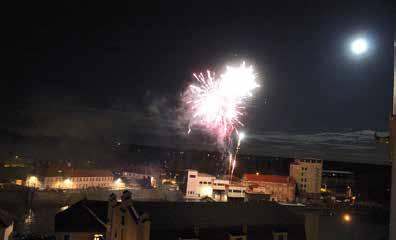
2, 1, 394, 164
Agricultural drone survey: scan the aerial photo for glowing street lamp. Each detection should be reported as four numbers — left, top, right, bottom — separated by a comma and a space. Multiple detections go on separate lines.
27, 176, 39, 188
63, 178, 73, 189
238, 132, 245, 141
342, 213, 352, 223
113, 178, 125, 190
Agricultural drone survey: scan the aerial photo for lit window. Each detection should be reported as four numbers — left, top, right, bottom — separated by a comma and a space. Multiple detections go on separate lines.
94, 234, 103, 240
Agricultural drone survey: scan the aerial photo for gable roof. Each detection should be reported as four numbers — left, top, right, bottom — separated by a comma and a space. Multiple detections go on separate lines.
55, 199, 108, 233
243, 174, 292, 184
132, 201, 303, 230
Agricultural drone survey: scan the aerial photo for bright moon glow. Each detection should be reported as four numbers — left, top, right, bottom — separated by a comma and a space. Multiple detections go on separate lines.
351, 38, 368, 55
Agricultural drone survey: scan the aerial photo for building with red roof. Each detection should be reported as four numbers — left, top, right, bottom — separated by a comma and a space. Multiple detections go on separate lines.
242, 173, 296, 202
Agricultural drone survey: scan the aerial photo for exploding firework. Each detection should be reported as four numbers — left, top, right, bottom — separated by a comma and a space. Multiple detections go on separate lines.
183, 62, 259, 177
184, 62, 258, 143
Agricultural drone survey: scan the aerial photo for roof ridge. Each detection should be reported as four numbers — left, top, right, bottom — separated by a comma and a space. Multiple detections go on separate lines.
82, 203, 107, 227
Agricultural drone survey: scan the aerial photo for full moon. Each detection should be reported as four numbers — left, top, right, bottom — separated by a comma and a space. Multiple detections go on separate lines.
350, 38, 368, 55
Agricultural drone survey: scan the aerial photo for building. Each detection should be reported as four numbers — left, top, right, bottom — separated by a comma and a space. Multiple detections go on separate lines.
242, 174, 296, 202
184, 170, 246, 201
55, 199, 107, 240
120, 165, 159, 188
289, 158, 323, 199
107, 190, 306, 240
0, 209, 13, 240
26, 168, 114, 190
322, 170, 354, 197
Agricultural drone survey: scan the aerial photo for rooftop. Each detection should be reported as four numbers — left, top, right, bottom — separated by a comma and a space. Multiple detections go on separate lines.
243, 174, 292, 184
55, 199, 107, 232
43, 168, 113, 178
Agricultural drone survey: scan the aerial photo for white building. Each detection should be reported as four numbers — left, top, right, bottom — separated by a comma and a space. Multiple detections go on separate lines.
26, 168, 114, 190
290, 158, 323, 198
184, 169, 246, 201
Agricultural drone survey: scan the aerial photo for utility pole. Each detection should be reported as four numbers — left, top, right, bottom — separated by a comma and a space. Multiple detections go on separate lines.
389, 41, 396, 240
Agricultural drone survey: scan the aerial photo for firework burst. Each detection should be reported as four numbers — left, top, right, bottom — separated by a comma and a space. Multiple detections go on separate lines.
184, 62, 258, 144
183, 61, 259, 177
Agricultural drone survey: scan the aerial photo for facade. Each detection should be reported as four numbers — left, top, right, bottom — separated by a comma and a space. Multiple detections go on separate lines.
242, 174, 296, 202
0, 209, 13, 240
184, 170, 246, 201
107, 190, 306, 240
289, 158, 323, 198
26, 168, 114, 190
185, 169, 215, 200
55, 200, 107, 240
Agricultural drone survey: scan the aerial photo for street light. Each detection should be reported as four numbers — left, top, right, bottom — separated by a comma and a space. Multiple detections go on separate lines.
342, 213, 352, 223
238, 132, 245, 141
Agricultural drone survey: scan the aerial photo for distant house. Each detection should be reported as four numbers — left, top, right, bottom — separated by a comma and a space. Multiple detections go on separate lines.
26, 168, 114, 190
55, 199, 107, 240
184, 169, 246, 201
0, 209, 13, 240
242, 174, 296, 202
107, 190, 306, 240
289, 158, 323, 199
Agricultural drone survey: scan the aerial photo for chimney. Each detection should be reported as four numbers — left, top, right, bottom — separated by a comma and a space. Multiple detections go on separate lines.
107, 193, 118, 240
121, 190, 133, 208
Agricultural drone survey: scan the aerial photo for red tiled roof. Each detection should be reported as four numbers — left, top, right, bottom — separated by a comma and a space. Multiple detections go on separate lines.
43, 168, 113, 177
243, 174, 291, 183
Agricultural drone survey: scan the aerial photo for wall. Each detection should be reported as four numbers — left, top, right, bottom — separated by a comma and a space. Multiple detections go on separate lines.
56, 232, 99, 240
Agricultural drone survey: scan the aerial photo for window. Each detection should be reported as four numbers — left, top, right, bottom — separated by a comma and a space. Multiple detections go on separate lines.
199, 181, 203, 184
94, 234, 103, 240
189, 175, 196, 178
121, 215, 125, 225
301, 172, 304, 176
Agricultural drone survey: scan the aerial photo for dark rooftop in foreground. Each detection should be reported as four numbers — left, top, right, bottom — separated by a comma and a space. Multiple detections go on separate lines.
56, 198, 305, 240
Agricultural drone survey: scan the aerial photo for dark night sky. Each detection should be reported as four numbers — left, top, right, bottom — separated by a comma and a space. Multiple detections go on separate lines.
1, 1, 394, 164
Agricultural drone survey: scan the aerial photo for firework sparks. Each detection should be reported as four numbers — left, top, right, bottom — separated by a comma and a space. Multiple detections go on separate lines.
183, 62, 259, 178
184, 62, 259, 146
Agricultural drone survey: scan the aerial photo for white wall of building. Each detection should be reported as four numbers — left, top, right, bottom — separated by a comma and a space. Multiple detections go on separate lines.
290, 158, 322, 195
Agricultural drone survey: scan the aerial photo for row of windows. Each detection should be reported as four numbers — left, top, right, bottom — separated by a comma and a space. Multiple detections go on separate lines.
229, 189, 242, 193
73, 177, 112, 182
213, 183, 225, 186
301, 167, 308, 171
46, 176, 112, 182
301, 178, 307, 182
199, 181, 212, 185
300, 159, 322, 163
187, 191, 195, 194
76, 183, 109, 188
